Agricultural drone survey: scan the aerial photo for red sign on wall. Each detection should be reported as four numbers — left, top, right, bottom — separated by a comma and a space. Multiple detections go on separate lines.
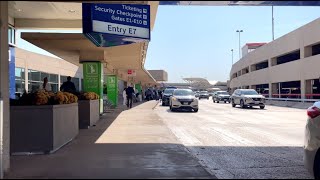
128, 69, 136, 76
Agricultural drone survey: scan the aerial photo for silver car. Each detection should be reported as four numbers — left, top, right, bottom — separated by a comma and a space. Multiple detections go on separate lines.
230, 89, 266, 109
304, 101, 320, 179
170, 89, 199, 112
213, 91, 231, 103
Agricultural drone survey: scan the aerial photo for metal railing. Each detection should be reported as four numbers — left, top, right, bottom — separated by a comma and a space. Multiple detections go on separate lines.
266, 94, 319, 103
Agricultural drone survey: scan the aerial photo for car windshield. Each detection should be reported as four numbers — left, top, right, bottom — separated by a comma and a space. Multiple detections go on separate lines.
200, 91, 208, 94
164, 89, 175, 94
173, 90, 194, 96
217, 92, 229, 95
242, 90, 258, 95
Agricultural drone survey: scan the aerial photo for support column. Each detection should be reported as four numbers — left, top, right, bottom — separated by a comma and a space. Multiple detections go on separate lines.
0, 1, 10, 176
106, 75, 118, 108
82, 62, 104, 113
301, 80, 306, 99
268, 83, 272, 98
305, 80, 312, 99
271, 83, 279, 98
24, 67, 28, 92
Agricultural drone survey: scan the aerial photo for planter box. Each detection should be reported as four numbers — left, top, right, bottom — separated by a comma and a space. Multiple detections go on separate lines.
10, 103, 79, 154
78, 100, 100, 129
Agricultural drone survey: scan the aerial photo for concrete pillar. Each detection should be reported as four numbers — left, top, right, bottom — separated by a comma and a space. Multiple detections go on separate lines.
269, 83, 272, 98
0, 1, 10, 176
304, 46, 312, 58
58, 74, 61, 91
251, 85, 256, 91
301, 80, 305, 99
24, 67, 28, 92
272, 83, 279, 98
82, 62, 104, 112
305, 80, 312, 99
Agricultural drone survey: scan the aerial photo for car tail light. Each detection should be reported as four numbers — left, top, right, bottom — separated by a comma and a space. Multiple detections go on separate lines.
307, 106, 320, 119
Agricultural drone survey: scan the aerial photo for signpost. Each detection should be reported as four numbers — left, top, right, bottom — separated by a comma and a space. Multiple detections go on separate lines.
83, 3, 150, 47
83, 62, 104, 113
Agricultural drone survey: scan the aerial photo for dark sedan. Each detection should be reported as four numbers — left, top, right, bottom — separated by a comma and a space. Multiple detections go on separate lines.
162, 88, 177, 106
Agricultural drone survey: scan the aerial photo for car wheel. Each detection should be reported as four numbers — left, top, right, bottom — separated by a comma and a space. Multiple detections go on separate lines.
213, 100, 215, 103
232, 99, 236, 107
224, 101, 227, 103
314, 150, 320, 179
260, 105, 265, 109
217, 101, 219, 103
240, 100, 245, 109
194, 109, 198, 112
169, 105, 172, 110
162, 102, 165, 106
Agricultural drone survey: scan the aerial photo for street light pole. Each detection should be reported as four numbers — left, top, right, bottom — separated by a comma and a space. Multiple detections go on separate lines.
236, 30, 243, 60
272, 5, 275, 41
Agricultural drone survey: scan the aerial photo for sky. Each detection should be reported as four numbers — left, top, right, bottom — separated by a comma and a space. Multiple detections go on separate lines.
16, 5, 320, 83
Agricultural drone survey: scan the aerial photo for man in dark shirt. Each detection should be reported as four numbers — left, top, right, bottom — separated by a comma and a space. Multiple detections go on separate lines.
126, 84, 135, 108
60, 76, 76, 93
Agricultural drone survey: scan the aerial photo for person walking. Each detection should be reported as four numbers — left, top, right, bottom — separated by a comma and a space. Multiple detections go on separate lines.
60, 76, 76, 93
126, 84, 134, 109
122, 88, 127, 106
40, 77, 52, 92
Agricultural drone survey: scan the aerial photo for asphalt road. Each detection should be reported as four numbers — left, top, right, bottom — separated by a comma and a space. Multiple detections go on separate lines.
154, 97, 313, 179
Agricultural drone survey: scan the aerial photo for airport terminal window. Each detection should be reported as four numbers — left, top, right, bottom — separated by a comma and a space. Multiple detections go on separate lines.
49, 74, 59, 92
60, 75, 80, 91
15, 67, 25, 95
276, 50, 300, 65
312, 43, 320, 56
8, 26, 15, 45
28, 70, 59, 92
73, 77, 80, 91
81, 79, 84, 91
28, 70, 40, 92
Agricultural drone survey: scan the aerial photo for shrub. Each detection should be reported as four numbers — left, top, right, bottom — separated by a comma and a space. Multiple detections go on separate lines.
78, 92, 99, 100
11, 90, 79, 106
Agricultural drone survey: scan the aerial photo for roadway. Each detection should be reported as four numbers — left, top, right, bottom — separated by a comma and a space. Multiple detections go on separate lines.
154, 97, 313, 179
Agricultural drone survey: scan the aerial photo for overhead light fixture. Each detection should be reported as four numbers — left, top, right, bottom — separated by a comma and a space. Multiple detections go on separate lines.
16, 9, 22, 12
68, 10, 76, 13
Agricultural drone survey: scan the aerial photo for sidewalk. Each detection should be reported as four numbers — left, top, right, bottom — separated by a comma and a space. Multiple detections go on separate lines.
6, 100, 214, 179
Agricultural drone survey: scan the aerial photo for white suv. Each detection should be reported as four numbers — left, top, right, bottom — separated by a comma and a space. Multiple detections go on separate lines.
230, 89, 266, 109
170, 89, 199, 112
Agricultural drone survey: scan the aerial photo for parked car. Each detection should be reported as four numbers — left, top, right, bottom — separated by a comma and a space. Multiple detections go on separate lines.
230, 89, 266, 109
208, 92, 214, 97
199, 91, 209, 100
213, 91, 230, 103
195, 91, 200, 98
162, 87, 177, 106
304, 101, 320, 179
169, 89, 199, 112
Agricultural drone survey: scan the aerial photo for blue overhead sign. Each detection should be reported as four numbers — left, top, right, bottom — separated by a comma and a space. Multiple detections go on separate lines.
83, 3, 150, 47
159, 1, 320, 6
